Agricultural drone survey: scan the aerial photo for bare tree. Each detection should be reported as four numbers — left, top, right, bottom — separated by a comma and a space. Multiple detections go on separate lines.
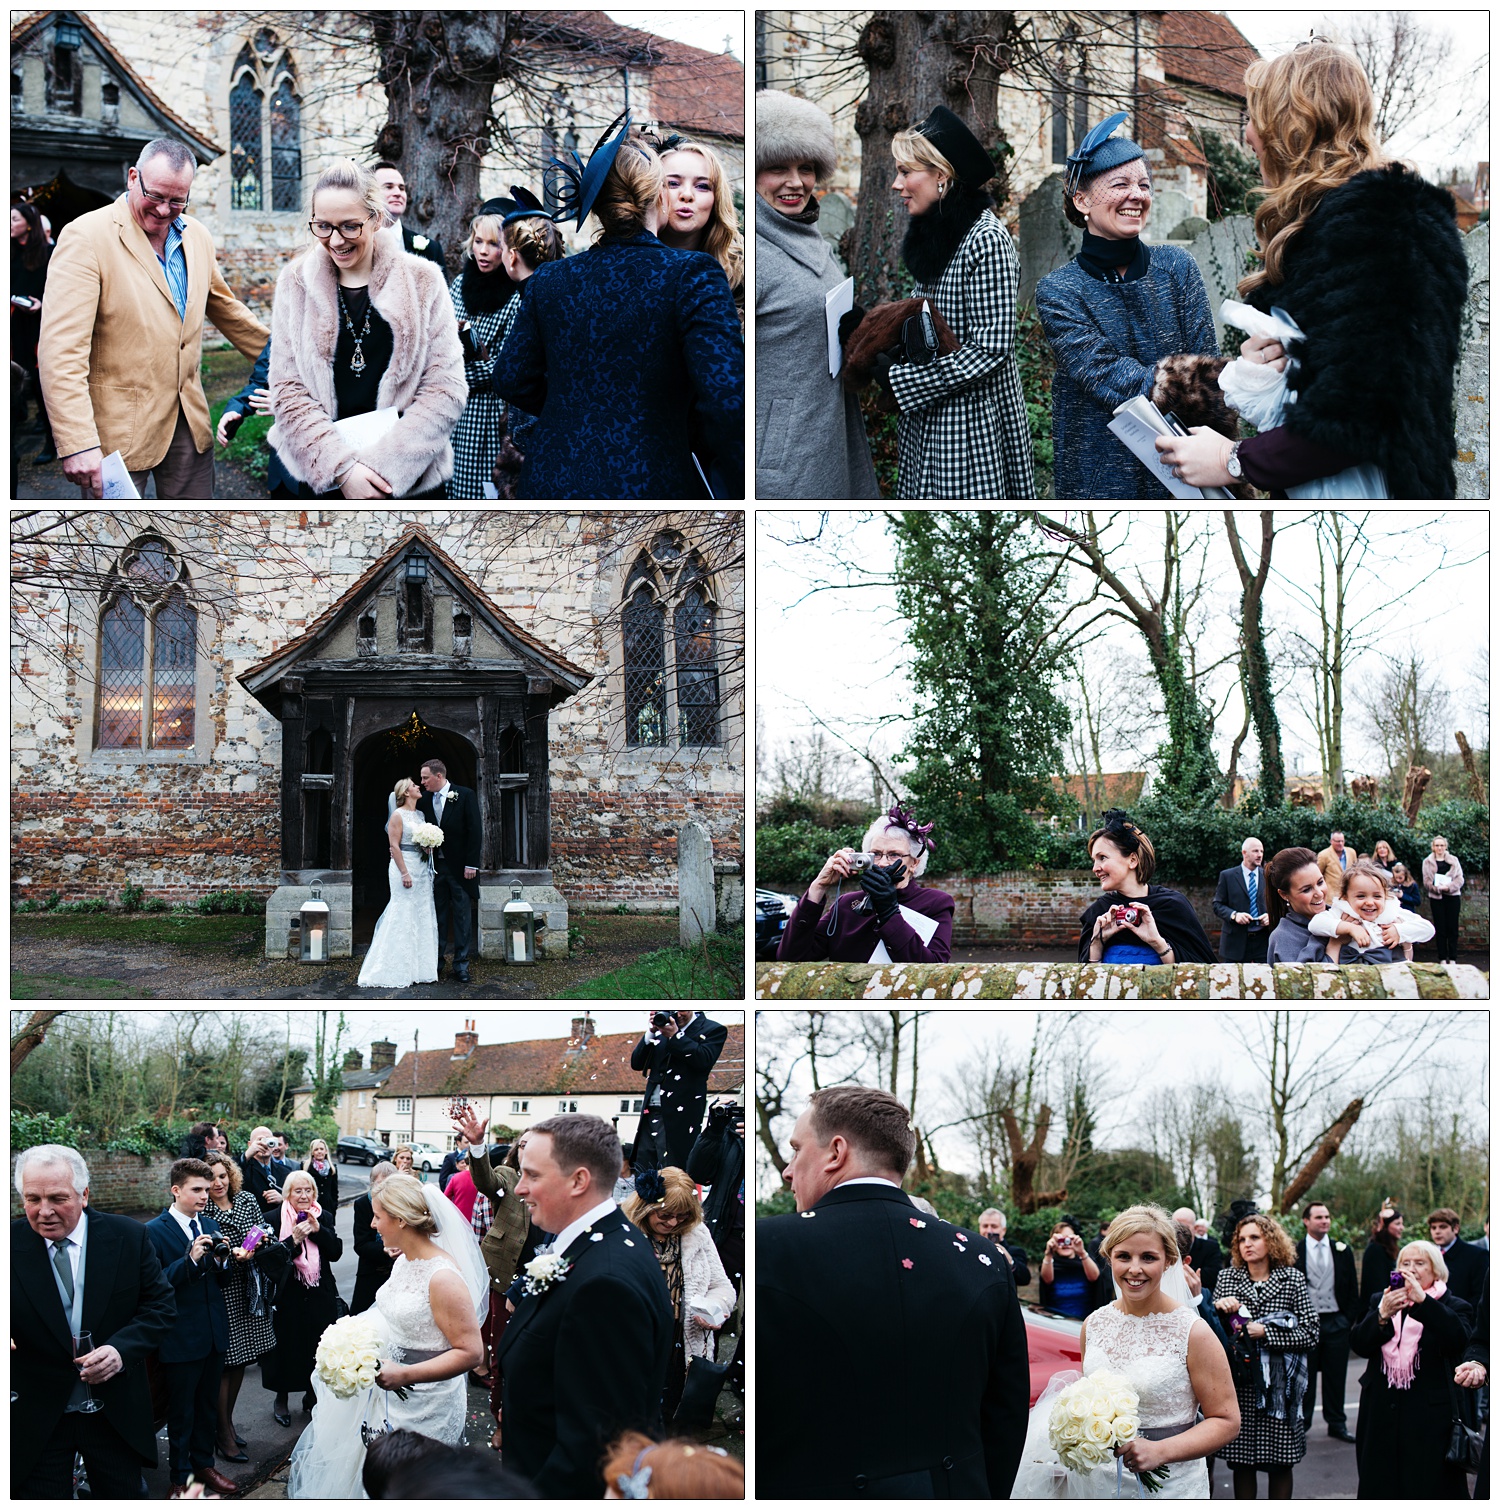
1356, 649, 1452, 783
1223, 511, 1283, 805
753, 1009, 870, 1180
10, 1010, 66, 1073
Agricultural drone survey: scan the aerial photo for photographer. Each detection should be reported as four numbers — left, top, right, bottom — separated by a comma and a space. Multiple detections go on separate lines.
1038, 1218, 1101, 1319
776, 804, 955, 966
630, 1010, 728, 1171
239, 1125, 285, 1211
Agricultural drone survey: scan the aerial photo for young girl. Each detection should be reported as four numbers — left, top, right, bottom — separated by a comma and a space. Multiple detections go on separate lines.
1264, 846, 1329, 964
655, 137, 745, 318
1309, 859, 1434, 965
445, 208, 516, 498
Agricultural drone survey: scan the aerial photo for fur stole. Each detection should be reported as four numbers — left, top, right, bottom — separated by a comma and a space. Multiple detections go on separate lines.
901, 185, 992, 285
456, 259, 514, 315
843, 298, 960, 391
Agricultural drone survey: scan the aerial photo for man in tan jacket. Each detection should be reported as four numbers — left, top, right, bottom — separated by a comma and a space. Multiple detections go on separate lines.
1316, 829, 1358, 901
38, 137, 269, 499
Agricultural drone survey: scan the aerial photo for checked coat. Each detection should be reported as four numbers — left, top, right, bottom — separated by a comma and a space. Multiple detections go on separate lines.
444, 277, 512, 499
886, 212, 1035, 500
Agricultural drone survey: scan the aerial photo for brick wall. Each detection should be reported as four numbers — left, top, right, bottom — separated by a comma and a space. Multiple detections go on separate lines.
9, 1149, 174, 1220
935, 871, 1490, 952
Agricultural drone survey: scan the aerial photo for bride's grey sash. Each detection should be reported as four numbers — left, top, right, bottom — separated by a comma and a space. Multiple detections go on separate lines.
1138, 1420, 1195, 1441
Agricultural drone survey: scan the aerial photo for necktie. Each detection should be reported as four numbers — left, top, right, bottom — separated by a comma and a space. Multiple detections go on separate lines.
1247, 869, 1259, 923
190, 1217, 201, 1241
52, 1239, 75, 1307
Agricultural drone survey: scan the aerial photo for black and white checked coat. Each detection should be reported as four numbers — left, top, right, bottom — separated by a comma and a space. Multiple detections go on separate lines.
886, 212, 1035, 500
444, 275, 512, 499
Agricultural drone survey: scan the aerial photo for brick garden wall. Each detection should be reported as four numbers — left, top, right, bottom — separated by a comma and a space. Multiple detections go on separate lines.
935, 870, 1490, 952
9, 1150, 175, 1221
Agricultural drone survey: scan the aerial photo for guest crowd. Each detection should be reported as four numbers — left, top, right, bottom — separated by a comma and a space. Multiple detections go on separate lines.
17, 120, 743, 501
10, 1010, 742, 1501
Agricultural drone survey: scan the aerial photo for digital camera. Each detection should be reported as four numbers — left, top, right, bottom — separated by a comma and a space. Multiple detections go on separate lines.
846, 852, 880, 874
1110, 903, 1142, 928
651, 1011, 675, 1030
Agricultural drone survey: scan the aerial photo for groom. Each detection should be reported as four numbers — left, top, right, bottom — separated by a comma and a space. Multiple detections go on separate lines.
419, 757, 481, 983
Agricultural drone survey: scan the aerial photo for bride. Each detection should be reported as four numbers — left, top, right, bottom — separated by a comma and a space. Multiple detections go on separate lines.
287, 1174, 487, 1498
1013, 1204, 1240, 1498
358, 778, 439, 988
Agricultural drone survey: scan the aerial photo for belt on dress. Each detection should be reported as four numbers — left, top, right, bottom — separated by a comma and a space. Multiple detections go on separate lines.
1138, 1421, 1195, 1441
399, 844, 423, 853
395, 1346, 446, 1364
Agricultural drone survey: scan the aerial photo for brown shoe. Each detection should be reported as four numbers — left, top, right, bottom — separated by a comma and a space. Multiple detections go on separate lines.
200, 1466, 241, 1496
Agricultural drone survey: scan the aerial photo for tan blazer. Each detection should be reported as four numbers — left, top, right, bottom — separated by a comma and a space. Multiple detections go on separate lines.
1317, 844, 1358, 900
37, 195, 269, 470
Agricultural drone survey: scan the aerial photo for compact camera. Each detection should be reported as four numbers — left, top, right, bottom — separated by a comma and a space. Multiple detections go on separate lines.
708, 1102, 743, 1129
1110, 903, 1142, 928
846, 852, 880, 874
1389, 1268, 1408, 1290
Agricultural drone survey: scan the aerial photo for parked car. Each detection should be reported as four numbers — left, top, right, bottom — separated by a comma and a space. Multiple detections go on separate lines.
1023, 1302, 1084, 1405
400, 1142, 447, 1173
336, 1135, 390, 1166
756, 887, 800, 960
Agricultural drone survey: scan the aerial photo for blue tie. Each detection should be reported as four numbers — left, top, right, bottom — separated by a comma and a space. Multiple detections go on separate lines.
190, 1217, 201, 1240
1247, 869, 1259, 925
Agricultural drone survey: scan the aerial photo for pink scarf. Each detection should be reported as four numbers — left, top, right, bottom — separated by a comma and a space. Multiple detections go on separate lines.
1381, 1278, 1447, 1389
280, 1199, 323, 1289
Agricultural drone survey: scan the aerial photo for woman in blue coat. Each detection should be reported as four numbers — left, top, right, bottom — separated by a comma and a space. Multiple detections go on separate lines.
492, 115, 743, 499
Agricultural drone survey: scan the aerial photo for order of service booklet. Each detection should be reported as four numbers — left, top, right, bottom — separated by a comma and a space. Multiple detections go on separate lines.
1107, 395, 1235, 500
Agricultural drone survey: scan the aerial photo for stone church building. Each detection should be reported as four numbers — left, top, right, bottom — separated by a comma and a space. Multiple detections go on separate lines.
10, 510, 744, 958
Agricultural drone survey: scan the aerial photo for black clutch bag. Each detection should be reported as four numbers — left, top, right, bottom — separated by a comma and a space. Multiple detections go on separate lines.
671, 1353, 730, 1433
1446, 1380, 1485, 1472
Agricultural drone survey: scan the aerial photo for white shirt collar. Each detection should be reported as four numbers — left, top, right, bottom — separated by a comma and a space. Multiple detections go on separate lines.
835, 1176, 903, 1190
553, 1196, 620, 1256
170, 1205, 201, 1237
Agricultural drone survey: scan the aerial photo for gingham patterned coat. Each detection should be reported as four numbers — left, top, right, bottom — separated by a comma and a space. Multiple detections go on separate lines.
887, 212, 1036, 500
444, 275, 512, 499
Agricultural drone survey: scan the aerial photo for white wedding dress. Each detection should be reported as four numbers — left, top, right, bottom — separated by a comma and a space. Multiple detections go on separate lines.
357, 809, 438, 988
1012, 1293, 1210, 1500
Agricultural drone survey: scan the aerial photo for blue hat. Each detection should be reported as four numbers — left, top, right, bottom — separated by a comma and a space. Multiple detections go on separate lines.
543, 111, 634, 229
501, 185, 551, 227
1065, 112, 1146, 196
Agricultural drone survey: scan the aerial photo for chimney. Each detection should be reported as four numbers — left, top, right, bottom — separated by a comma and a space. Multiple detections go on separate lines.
571, 1014, 596, 1047
369, 1040, 396, 1072
343, 1047, 364, 1072
453, 1019, 479, 1060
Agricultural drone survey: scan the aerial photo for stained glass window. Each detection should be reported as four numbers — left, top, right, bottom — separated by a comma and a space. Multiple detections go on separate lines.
674, 583, 718, 746
98, 596, 144, 748
151, 593, 196, 749
269, 79, 301, 212
229, 70, 263, 211
623, 587, 665, 748
228, 34, 301, 215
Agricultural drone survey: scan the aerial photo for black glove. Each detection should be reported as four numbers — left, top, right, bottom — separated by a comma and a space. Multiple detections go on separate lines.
837, 304, 867, 348
458, 323, 480, 362
870, 348, 899, 398
859, 858, 904, 924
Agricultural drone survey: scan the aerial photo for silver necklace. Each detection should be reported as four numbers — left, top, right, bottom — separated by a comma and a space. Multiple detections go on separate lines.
336, 285, 372, 375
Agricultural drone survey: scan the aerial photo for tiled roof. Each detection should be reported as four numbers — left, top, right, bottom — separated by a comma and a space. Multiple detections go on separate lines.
1051, 772, 1148, 807
291, 1065, 394, 1095
380, 1023, 746, 1100
1158, 11, 1260, 101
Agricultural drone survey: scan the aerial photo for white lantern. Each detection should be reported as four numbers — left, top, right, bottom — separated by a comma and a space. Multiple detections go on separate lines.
300, 890, 331, 963
503, 886, 536, 965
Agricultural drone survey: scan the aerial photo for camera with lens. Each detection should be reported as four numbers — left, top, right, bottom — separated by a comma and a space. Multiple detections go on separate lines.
206, 1233, 232, 1258
651, 1011, 675, 1030
846, 852, 879, 874
708, 1102, 743, 1129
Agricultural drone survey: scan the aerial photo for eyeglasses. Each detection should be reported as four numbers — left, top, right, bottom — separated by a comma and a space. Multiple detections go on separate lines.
651, 1211, 687, 1226
309, 214, 376, 240
135, 175, 190, 212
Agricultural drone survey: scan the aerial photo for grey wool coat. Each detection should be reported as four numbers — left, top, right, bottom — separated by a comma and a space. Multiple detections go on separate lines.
755, 198, 880, 499
269, 230, 467, 497
887, 213, 1035, 500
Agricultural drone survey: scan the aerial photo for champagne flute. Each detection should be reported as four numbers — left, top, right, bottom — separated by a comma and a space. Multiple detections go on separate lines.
73, 1332, 104, 1414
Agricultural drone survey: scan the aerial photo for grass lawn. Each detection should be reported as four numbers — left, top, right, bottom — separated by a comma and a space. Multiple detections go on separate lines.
558, 926, 744, 999
11, 912, 264, 952
12, 971, 151, 999
201, 345, 270, 481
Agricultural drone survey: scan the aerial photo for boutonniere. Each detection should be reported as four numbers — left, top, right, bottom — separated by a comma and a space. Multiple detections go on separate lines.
413, 235, 430, 250
521, 1253, 572, 1296
1335, 1241, 1347, 1252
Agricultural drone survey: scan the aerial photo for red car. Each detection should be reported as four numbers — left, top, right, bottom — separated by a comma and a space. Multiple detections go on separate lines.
1023, 1302, 1084, 1405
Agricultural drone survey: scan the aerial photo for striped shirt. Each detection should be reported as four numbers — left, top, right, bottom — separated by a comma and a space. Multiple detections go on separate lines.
158, 215, 189, 321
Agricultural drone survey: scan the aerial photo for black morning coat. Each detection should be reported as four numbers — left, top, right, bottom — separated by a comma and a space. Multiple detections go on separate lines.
11, 1210, 177, 1492
1212, 864, 1270, 963
758, 1182, 1031, 1498
349, 1193, 396, 1315
631, 1013, 729, 1163
1295, 1234, 1361, 1322
496, 1208, 673, 1498
418, 783, 482, 898
1440, 1237, 1490, 1307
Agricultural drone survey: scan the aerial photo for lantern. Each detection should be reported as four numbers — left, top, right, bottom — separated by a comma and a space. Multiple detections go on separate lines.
299, 889, 330, 963
503, 886, 536, 964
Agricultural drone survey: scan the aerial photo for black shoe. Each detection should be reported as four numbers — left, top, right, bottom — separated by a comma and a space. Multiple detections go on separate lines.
454, 962, 471, 984
302, 1392, 317, 1414
235, 1432, 247, 1447
1330, 1426, 1356, 1443
273, 1400, 291, 1427
217, 1444, 249, 1464
33, 445, 56, 465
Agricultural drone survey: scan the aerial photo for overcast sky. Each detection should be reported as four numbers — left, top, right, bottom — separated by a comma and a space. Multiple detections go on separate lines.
757, 510, 1488, 793
609, 11, 743, 60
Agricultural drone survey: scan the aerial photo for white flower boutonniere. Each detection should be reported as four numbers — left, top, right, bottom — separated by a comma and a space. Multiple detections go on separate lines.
521, 1252, 572, 1296
1335, 1241, 1347, 1252
413, 235, 430, 250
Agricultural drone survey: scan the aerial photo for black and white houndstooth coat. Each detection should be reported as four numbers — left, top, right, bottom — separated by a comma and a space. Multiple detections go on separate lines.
887, 212, 1036, 500
444, 275, 512, 499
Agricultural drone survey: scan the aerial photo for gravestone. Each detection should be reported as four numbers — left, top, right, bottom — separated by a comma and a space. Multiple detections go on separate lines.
819, 190, 856, 262
1182, 214, 1260, 347
1455, 221, 1489, 500
1145, 187, 1193, 241
1016, 172, 1081, 309
677, 821, 716, 946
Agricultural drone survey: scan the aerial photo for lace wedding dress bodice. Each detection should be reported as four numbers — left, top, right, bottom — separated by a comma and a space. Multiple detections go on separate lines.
1084, 1304, 1199, 1427
357, 809, 438, 990
375, 1255, 459, 1356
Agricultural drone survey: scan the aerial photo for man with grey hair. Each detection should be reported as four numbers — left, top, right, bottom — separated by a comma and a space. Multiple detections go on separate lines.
38, 136, 269, 498
12, 1144, 176, 1497
977, 1207, 1032, 1286
1212, 836, 1269, 961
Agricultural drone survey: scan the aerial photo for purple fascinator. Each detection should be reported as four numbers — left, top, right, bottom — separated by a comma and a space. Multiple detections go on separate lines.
886, 803, 935, 853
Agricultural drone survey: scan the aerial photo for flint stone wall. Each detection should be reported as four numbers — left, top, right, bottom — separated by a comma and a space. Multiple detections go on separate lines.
757, 960, 1490, 1002
1456, 221, 1489, 500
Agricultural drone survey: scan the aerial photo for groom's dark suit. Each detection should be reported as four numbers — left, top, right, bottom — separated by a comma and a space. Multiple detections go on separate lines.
496, 1209, 672, 1497
11, 1209, 177, 1497
419, 780, 482, 964
758, 1181, 1031, 1498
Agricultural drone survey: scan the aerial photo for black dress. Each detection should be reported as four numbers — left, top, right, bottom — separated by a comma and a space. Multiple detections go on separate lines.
260, 1222, 344, 1396
304, 1159, 339, 1213
209, 1191, 278, 1369
11, 236, 49, 370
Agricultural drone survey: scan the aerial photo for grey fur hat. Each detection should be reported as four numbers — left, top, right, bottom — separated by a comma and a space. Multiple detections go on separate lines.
755, 89, 837, 182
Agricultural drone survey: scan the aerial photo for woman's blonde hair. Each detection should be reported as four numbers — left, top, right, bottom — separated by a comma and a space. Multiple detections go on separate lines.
503, 214, 564, 269
593, 135, 664, 242
1101, 1203, 1181, 1265
1229, 1211, 1298, 1270
393, 778, 418, 805
890, 128, 957, 185
660, 141, 745, 292
372, 1171, 439, 1234
1240, 43, 1388, 294
1398, 1238, 1449, 1283
468, 212, 504, 249
393, 1143, 415, 1166
623, 1166, 704, 1234
308, 158, 385, 237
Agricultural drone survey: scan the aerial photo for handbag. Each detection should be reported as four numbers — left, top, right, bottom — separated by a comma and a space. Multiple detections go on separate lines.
671, 1353, 730, 1433
1446, 1380, 1485, 1473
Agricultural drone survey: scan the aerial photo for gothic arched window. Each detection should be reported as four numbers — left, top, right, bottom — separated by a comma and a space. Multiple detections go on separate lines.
674, 574, 718, 746
95, 539, 197, 752
623, 580, 666, 748
228, 33, 301, 214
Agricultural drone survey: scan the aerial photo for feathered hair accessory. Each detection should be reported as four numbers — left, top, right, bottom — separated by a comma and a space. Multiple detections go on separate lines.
633, 1168, 666, 1205
1064, 111, 1145, 196
1099, 808, 1143, 853
544, 111, 633, 228
886, 803, 935, 853
501, 184, 552, 227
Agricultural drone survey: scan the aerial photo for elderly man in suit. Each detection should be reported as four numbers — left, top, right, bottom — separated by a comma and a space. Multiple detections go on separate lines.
1173, 1206, 1224, 1290
37, 137, 268, 499
760, 1085, 1031, 1498
977, 1207, 1032, 1287
1316, 830, 1358, 901
1295, 1201, 1359, 1442
1213, 836, 1271, 962
1429, 1207, 1489, 1305
12, 1143, 177, 1498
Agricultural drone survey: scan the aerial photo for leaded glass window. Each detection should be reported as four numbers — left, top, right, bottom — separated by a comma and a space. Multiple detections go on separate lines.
151, 592, 197, 749
98, 596, 144, 748
674, 584, 718, 746
228, 33, 301, 215
229, 69, 263, 210
269, 80, 301, 211
623, 587, 666, 748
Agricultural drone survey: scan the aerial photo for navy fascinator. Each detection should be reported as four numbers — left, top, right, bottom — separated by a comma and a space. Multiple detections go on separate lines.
544, 111, 634, 228
501, 185, 552, 227
1064, 111, 1146, 196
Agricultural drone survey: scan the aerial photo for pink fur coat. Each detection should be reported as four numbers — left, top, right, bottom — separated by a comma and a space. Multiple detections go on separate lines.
268, 231, 466, 496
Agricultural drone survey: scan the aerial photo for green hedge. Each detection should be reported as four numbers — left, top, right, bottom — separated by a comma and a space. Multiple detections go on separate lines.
755, 819, 869, 890
10, 1110, 340, 1159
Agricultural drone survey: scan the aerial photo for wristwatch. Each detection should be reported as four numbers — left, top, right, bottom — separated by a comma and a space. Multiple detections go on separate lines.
1225, 440, 1244, 480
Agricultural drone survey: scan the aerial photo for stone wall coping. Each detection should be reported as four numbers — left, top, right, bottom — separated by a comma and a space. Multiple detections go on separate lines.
756, 960, 1489, 1001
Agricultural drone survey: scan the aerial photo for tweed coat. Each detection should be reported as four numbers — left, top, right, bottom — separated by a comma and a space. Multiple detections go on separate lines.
268, 233, 466, 497
37, 194, 269, 469
887, 212, 1035, 500
1036, 245, 1220, 499
444, 269, 511, 498
755, 199, 881, 499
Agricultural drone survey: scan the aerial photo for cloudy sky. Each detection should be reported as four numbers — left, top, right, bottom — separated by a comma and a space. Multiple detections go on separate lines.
609, 11, 743, 59
757, 510, 1488, 793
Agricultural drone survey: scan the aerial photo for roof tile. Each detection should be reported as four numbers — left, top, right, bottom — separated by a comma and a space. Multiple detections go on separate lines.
1158, 12, 1261, 101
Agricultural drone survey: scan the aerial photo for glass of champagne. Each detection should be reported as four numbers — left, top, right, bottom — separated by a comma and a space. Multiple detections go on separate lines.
73, 1331, 104, 1414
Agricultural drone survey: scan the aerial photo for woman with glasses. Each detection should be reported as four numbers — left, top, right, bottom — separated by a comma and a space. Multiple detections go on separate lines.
267, 159, 466, 498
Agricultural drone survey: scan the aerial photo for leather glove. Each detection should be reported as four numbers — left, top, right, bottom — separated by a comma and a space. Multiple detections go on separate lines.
838, 304, 867, 348
859, 859, 904, 924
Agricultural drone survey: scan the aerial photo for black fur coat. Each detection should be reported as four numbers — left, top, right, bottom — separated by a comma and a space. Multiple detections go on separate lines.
1246, 165, 1468, 499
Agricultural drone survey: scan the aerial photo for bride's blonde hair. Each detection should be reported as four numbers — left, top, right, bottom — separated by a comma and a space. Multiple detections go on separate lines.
372, 1172, 439, 1234
393, 778, 419, 804
1100, 1203, 1181, 1264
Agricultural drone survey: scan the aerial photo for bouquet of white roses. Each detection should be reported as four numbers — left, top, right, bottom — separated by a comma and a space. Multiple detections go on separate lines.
1047, 1371, 1167, 1492
313, 1314, 407, 1400
412, 822, 444, 870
